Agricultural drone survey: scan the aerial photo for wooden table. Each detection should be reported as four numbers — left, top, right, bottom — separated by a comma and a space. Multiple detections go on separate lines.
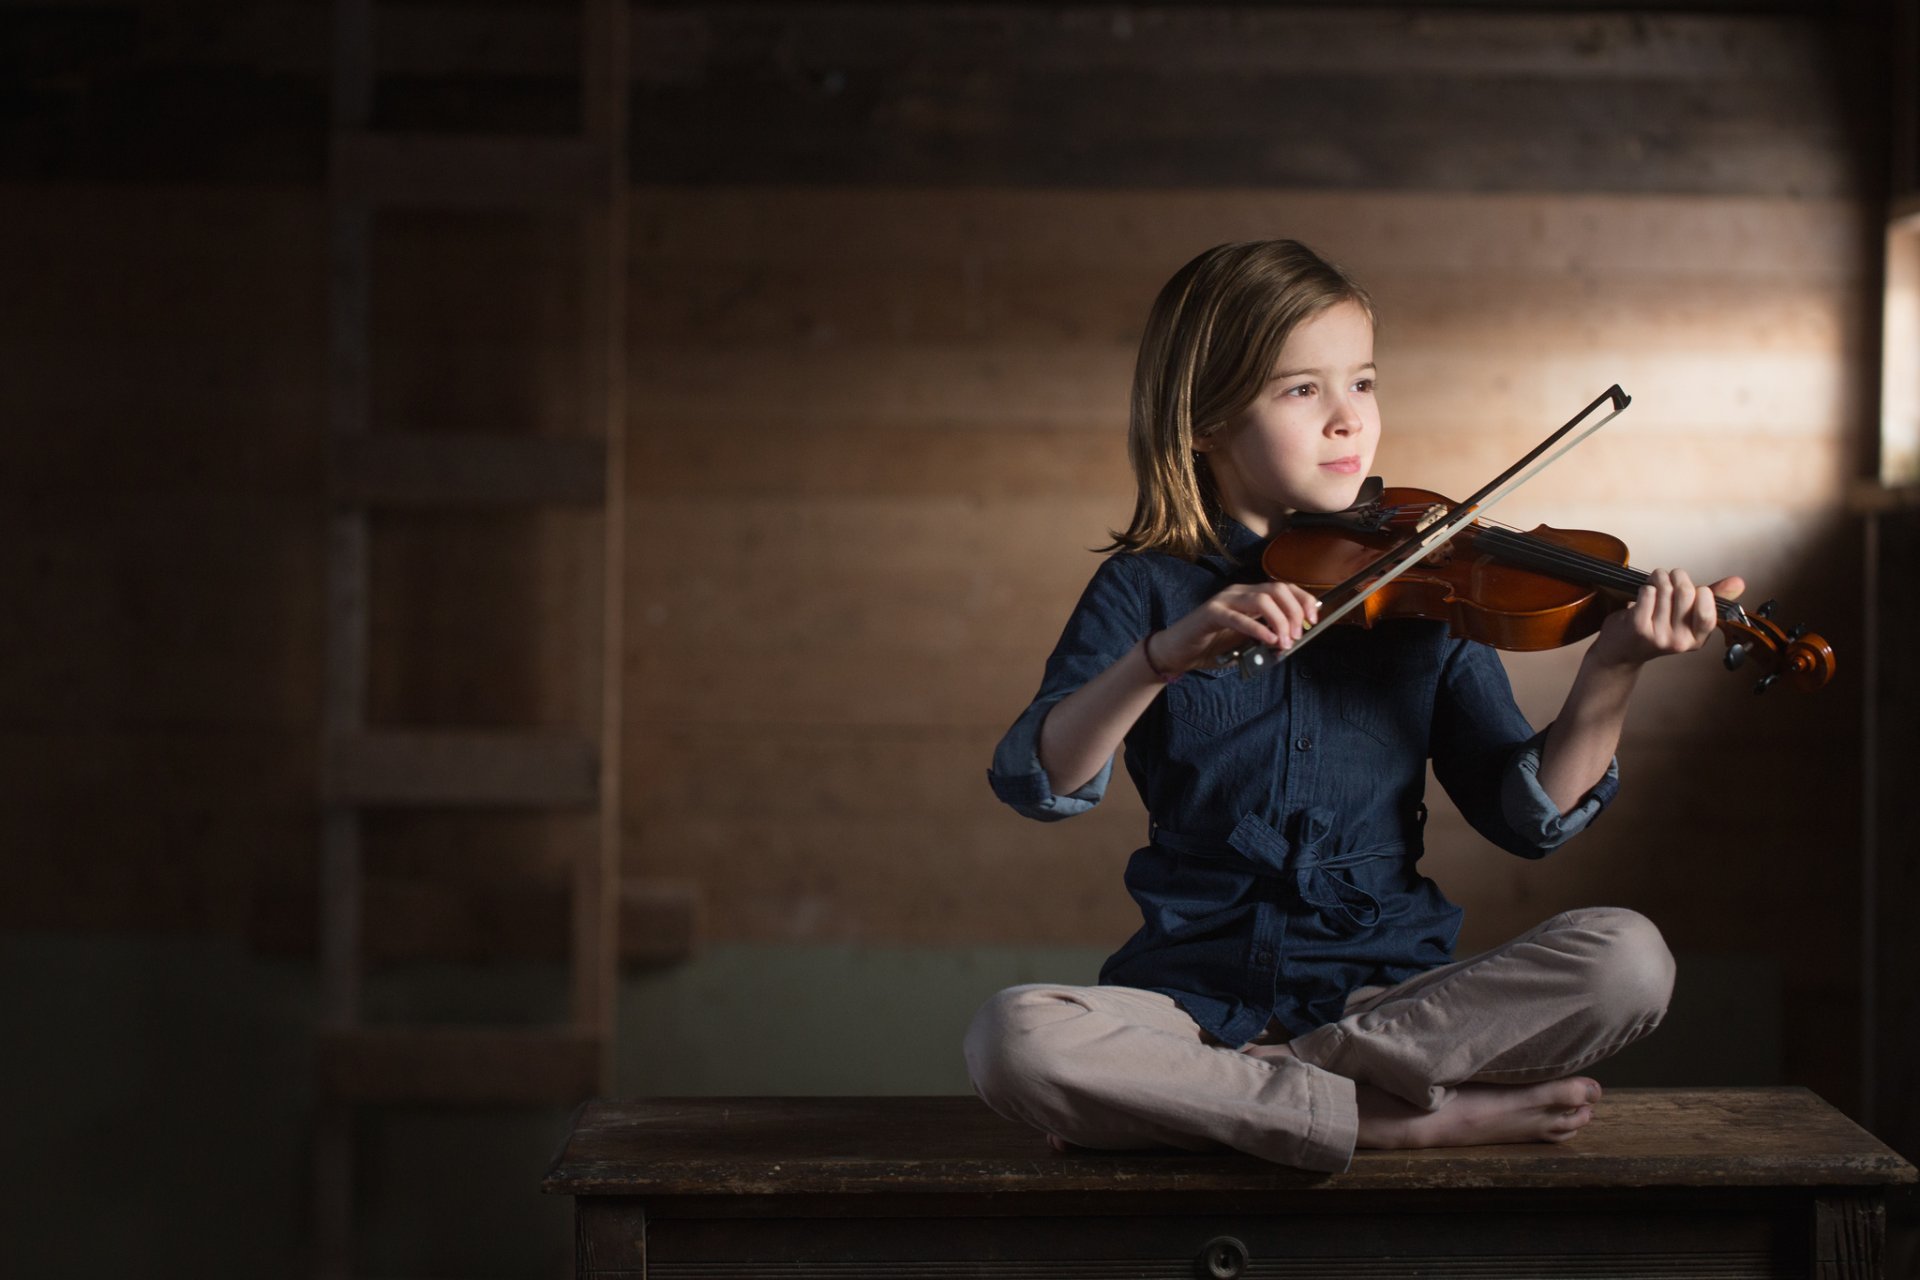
544, 1087, 1915, 1278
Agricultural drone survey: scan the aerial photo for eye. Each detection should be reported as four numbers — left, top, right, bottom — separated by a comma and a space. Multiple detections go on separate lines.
1353, 377, 1375, 393
1282, 382, 1315, 398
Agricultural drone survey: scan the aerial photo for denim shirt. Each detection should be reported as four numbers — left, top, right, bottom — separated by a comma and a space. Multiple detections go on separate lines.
987, 517, 1619, 1049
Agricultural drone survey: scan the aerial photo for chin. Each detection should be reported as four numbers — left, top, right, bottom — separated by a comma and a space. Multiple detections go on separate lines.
1299, 477, 1366, 513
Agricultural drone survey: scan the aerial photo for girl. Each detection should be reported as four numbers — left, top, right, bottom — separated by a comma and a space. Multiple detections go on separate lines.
963, 240, 1742, 1172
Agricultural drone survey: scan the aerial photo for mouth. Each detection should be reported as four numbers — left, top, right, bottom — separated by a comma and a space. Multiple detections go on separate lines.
1320, 456, 1362, 474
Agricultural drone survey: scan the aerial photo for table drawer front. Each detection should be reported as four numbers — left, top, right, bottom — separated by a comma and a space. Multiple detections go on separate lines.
604, 1210, 1795, 1279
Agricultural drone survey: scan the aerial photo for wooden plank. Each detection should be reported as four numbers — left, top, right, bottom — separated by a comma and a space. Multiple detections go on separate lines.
616, 807, 1147, 947
105, 4, 1865, 83
607, 708, 1851, 955
576, 0, 631, 1069
1869, 513, 1920, 1162
325, 730, 598, 806
333, 432, 606, 506
332, 133, 610, 209
826, 8, 1857, 82
613, 496, 1850, 729
322, 0, 372, 1064
622, 256, 1863, 349
627, 188, 1866, 274
365, 507, 599, 728
1895, 0, 1920, 201
619, 415, 1854, 507
618, 797, 1839, 950
316, 1026, 604, 1104
544, 1089, 1917, 1196
612, 9, 1861, 194
1, 803, 305, 935
0, 342, 324, 473
0, 534, 325, 727
313, 1099, 353, 1280
1814, 1194, 1886, 1279
79, 193, 1831, 348
318, 9, 370, 1270
625, 340, 1858, 440
2, 10, 1878, 194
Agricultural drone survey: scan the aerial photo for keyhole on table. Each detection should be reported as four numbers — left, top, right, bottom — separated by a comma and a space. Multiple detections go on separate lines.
1195, 1234, 1249, 1278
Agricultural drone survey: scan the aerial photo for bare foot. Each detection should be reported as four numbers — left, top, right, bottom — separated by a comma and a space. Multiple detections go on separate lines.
1046, 1133, 1074, 1153
1356, 1077, 1602, 1150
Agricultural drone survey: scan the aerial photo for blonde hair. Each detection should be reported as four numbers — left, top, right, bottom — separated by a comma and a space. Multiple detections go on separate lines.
1105, 240, 1375, 560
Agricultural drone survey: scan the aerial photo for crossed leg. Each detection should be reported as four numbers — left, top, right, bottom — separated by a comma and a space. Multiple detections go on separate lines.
969, 907, 1672, 1168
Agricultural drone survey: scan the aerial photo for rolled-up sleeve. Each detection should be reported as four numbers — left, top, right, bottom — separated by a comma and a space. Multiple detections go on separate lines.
1500, 726, 1619, 851
1431, 640, 1619, 858
986, 554, 1146, 821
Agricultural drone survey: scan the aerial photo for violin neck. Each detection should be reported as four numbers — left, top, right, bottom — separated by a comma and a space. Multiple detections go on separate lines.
1470, 526, 1742, 621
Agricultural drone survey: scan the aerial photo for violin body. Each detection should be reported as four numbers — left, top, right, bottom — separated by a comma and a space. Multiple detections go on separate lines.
1264, 487, 1628, 652
1256, 485, 1836, 693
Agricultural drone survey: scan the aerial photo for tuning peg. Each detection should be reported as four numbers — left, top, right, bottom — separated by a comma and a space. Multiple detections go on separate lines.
1753, 673, 1778, 695
1756, 599, 1777, 620
1724, 643, 1750, 671
1786, 622, 1806, 642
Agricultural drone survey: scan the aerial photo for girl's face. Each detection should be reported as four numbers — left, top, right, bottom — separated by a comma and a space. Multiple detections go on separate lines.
1195, 299, 1379, 535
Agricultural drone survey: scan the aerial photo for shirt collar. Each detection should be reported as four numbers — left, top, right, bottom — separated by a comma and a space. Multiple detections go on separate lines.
1219, 516, 1266, 558
1199, 515, 1268, 577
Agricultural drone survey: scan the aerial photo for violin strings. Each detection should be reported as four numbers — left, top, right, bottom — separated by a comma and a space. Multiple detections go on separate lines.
1368, 504, 1741, 621
1471, 525, 1745, 622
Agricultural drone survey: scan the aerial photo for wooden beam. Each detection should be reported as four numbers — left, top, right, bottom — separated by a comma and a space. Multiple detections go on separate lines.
324, 731, 598, 807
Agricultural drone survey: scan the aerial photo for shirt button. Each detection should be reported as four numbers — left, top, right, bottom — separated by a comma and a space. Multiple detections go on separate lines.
1253, 948, 1274, 965
1295, 736, 1313, 751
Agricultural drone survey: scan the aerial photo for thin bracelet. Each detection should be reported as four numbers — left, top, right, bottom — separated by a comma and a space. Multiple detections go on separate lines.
1141, 630, 1182, 684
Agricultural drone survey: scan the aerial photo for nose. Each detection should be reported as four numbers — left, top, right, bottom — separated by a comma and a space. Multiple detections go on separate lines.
1326, 391, 1363, 436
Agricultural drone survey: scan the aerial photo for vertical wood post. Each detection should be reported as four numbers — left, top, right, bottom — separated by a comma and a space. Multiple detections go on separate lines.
573, 0, 630, 1092
1815, 1193, 1886, 1279
317, 3, 372, 1276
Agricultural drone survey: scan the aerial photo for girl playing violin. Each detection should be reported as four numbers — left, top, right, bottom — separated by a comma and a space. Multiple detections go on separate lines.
963, 239, 1744, 1170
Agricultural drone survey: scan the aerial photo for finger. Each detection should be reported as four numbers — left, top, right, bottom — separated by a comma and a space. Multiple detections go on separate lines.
1282, 583, 1322, 626
1666, 569, 1716, 650
1709, 574, 1745, 601
1689, 578, 1718, 643
1213, 601, 1284, 650
1248, 591, 1299, 648
1254, 584, 1309, 643
1641, 570, 1672, 645
1263, 581, 1313, 625
1667, 568, 1697, 638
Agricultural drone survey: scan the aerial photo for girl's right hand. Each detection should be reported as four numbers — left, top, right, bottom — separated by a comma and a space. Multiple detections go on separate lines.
1147, 581, 1321, 677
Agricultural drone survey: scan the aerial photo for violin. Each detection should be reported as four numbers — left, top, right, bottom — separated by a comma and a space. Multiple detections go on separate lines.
1239, 485, 1836, 694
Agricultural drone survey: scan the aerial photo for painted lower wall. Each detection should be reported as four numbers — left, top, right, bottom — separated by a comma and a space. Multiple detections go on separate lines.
4, 932, 1781, 1277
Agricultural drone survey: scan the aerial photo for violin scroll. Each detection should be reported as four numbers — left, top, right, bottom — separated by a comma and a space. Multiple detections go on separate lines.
1720, 600, 1836, 694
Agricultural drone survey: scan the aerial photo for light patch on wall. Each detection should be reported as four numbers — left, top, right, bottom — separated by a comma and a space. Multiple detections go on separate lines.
1883, 206, 1920, 486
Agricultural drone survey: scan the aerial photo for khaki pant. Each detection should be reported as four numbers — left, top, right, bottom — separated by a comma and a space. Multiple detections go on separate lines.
962, 906, 1674, 1172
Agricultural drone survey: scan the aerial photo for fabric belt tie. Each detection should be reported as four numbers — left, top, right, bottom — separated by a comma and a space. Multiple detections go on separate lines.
1149, 807, 1391, 932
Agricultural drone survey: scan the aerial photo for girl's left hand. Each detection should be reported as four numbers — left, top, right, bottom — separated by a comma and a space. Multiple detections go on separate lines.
1586, 568, 1746, 670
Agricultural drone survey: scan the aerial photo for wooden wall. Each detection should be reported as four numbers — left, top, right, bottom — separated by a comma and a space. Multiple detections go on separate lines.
0, 2, 1894, 1119
628, 184, 1876, 1104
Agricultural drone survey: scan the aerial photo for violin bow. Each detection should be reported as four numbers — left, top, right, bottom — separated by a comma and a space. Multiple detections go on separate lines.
1223, 384, 1638, 678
